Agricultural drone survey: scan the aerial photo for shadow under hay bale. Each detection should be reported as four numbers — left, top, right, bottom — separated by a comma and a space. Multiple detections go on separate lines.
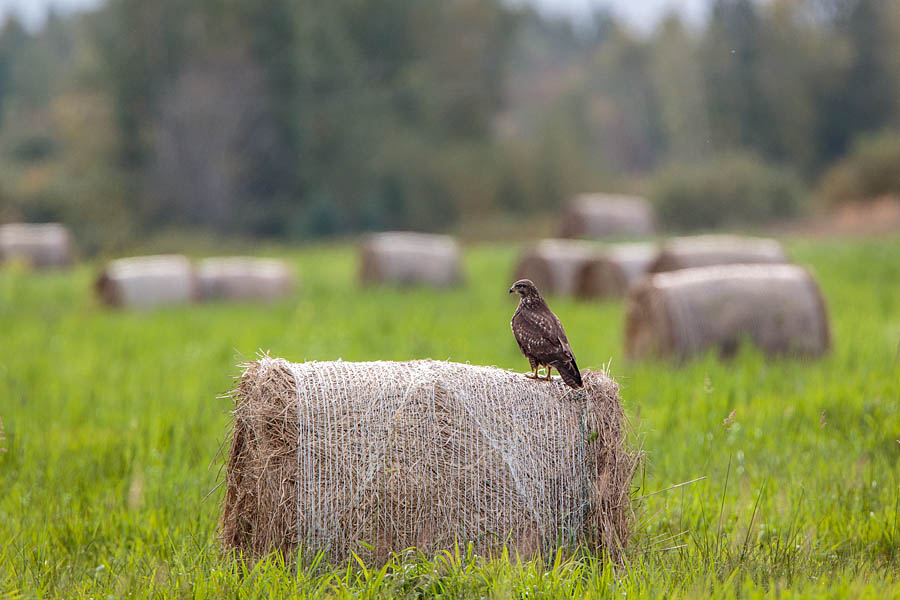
649, 235, 787, 273
625, 264, 830, 361
197, 257, 294, 303
0, 223, 74, 269
220, 357, 639, 565
95, 254, 196, 309
559, 194, 656, 239
513, 239, 602, 297
359, 232, 463, 288
575, 243, 657, 300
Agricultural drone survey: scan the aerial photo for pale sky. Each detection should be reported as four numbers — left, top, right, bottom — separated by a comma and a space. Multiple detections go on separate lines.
2, 0, 711, 32
0, 0, 98, 29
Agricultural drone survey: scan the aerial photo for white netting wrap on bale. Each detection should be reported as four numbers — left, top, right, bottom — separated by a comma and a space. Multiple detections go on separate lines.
560, 194, 656, 239
220, 357, 638, 564
625, 264, 830, 361
649, 235, 787, 273
359, 232, 463, 288
197, 257, 294, 302
575, 243, 657, 300
512, 239, 603, 296
95, 254, 196, 309
0, 223, 73, 269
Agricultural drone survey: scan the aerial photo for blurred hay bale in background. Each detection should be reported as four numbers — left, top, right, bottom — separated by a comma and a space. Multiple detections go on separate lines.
95, 255, 196, 309
513, 239, 602, 296
559, 194, 656, 239
575, 243, 657, 300
649, 235, 787, 273
625, 264, 830, 361
359, 232, 463, 287
220, 357, 638, 564
197, 257, 294, 303
0, 223, 74, 269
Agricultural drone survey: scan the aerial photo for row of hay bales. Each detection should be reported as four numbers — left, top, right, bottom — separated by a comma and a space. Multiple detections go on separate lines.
0, 223, 74, 269
96, 255, 294, 309
513, 234, 788, 299
0, 194, 648, 271
362, 231, 792, 299
361, 231, 830, 362
517, 234, 829, 361
544, 196, 827, 360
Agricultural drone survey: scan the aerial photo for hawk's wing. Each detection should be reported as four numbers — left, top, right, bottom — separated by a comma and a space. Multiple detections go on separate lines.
512, 305, 575, 364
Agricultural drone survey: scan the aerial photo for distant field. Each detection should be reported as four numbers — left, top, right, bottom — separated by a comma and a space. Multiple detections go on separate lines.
1, 237, 899, 598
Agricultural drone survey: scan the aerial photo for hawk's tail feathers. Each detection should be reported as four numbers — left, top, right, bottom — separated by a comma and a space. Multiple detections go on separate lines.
555, 359, 583, 389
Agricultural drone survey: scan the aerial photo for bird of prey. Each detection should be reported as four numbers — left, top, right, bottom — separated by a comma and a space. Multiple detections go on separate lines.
509, 279, 583, 389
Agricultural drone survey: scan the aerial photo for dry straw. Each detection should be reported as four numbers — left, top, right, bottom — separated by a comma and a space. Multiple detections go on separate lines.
359, 232, 463, 287
625, 264, 830, 361
196, 257, 294, 302
95, 254, 196, 309
559, 194, 656, 239
513, 239, 602, 296
649, 235, 787, 273
576, 242, 657, 300
220, 357, 638, 564
0, 222, 73, 269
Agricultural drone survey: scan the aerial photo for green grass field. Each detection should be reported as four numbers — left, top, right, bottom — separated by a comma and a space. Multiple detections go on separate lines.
2, 237, 899, 598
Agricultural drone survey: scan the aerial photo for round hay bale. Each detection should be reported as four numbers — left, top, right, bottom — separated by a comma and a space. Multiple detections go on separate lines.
625, 264, 830, 361
649, 235, 787, 273
95, 254, 196, 309
0, 222, 73, 269
560, 194, 656, 239
512, 239, 603, 296
575, 243, 657, 300
220, 357, 638, 564
197, 257, 294, 302
359, 232, 463, 288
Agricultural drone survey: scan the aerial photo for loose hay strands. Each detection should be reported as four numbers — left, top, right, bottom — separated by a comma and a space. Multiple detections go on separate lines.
649, 235, 787, 273
559, 194, 656, 239
220, 358, 639, 566
625, 264, 831, 361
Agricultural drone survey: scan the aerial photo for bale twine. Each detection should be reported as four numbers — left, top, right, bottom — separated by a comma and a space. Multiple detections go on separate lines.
575, 243, 657, 300
0, 222, 73, 269
359, 232, 463, 288
512, 239, 603, 296
220, 357, 638, 564
197, 257, 294, 303
649, 235, 787, 273
559, 194, 656, 239
95, 254, 196, 309
625, 264, 830, 361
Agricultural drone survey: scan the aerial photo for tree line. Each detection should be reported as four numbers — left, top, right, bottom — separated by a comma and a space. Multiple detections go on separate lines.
0, 0, 898, 250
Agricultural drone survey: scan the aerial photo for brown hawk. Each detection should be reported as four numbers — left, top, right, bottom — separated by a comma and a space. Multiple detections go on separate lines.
509, 279, 583, 389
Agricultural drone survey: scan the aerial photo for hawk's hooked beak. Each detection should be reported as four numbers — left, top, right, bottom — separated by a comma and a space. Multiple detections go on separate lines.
508, 286, 515, 294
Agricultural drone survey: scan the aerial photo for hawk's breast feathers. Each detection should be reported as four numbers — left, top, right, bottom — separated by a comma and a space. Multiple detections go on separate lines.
510, 303, 573, 363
